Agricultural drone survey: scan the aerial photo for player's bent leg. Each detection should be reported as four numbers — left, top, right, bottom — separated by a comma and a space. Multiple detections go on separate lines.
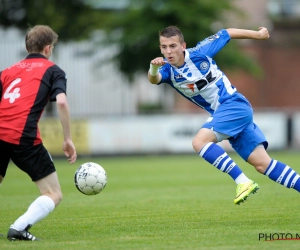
8, 193, 56, 241
192, 128, 217, 152
248, 147, 300, 192
232, 147, 271, 205
247, 146, 272, 173
195, 129, 257, 204
7, 172, 60, 241
35, 171, 62, 206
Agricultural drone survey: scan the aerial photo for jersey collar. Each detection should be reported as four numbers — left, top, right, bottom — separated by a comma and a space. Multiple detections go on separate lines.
26, 53, 47, 59
174, 50, 187, 69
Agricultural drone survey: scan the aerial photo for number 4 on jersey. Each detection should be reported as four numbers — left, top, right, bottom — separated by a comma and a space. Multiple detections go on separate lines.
4, 78, 21, 103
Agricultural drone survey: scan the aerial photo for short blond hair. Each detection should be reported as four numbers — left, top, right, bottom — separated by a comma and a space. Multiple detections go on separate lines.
25, 25, 58, 53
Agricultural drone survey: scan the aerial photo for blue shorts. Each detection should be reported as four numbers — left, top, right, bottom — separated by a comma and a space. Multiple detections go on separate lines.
202, 93, 268, 161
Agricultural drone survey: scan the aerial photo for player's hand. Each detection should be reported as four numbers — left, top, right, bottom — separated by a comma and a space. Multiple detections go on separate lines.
62, 139, 77, 164
258, 27, 270, 40
150, 57, 166, 66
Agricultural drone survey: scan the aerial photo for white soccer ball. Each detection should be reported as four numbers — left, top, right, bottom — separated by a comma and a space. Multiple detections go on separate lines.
74, 162, 107, 195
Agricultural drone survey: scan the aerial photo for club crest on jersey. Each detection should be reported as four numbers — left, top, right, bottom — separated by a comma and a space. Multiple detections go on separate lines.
200, 61, 209, 71
207, 34, 219, 41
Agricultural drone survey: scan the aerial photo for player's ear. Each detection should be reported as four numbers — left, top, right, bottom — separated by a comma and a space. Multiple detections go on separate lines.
182, 42, 186, 50
44, 45, 50, 53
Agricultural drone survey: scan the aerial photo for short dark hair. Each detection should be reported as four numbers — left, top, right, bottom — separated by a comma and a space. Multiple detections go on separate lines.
159, 26, 185, 43
25, 25, 58, 53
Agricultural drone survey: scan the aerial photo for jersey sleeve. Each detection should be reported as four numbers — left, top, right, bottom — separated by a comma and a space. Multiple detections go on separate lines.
194, 29, 231, 58
48, 65, 67, 102
158, 63, 172, 85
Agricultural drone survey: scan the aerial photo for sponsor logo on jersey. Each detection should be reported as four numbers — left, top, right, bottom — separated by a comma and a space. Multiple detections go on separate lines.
175, 74, 184, 79
176, 82, 197, 96
186, 83, 195, 92
207, 34, 220, 41
15, 62, 44, 71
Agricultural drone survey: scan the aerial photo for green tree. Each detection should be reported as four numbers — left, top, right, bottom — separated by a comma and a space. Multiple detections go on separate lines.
102, 0, 262, 81
0, 0, 261, 81
0, 0, 111, 41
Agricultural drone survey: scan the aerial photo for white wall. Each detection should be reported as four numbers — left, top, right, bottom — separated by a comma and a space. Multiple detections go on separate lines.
39, 112, 289, 156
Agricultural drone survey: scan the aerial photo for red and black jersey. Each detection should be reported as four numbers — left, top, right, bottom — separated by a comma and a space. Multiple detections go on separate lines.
0, 53, 67, 145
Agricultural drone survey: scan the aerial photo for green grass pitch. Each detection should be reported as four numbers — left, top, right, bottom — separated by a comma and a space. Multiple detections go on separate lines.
1, 151, 300, 250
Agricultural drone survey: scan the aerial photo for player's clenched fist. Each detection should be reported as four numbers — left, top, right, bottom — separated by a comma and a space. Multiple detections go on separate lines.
258, 27, 270, 40
150, 57, 166, 66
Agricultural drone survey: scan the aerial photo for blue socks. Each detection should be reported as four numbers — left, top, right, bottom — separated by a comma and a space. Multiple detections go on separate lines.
264, 159, 300, 191
199, 142, 300, 192
199, 142, 249, 183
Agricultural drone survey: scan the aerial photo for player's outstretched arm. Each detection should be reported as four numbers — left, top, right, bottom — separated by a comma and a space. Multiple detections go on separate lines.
226, 27, 270, 40
56, 93, 77, 164
148, 57, 165, 85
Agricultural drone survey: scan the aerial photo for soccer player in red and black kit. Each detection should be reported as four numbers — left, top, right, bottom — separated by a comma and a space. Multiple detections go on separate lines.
0, 25, 77, 241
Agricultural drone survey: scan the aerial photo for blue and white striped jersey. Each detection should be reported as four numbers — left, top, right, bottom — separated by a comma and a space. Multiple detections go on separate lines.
158, 29, 237, 114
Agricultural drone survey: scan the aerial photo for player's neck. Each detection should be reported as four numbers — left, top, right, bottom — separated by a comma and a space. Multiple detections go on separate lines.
174, 53, 185, 68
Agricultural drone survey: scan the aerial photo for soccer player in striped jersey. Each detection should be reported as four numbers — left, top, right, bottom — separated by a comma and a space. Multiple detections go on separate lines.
148, 26, 300, 204
0, 25, 77, 241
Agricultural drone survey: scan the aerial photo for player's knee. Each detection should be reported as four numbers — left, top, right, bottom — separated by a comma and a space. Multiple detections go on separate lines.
253, 165, 266, 174
192, 138, 205, 153
251, 161, 270, 174
192, 136, 214, 153
248, 158, 271, 174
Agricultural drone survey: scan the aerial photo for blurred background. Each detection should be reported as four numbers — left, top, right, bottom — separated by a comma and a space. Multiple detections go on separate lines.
1, 0, 300, 156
